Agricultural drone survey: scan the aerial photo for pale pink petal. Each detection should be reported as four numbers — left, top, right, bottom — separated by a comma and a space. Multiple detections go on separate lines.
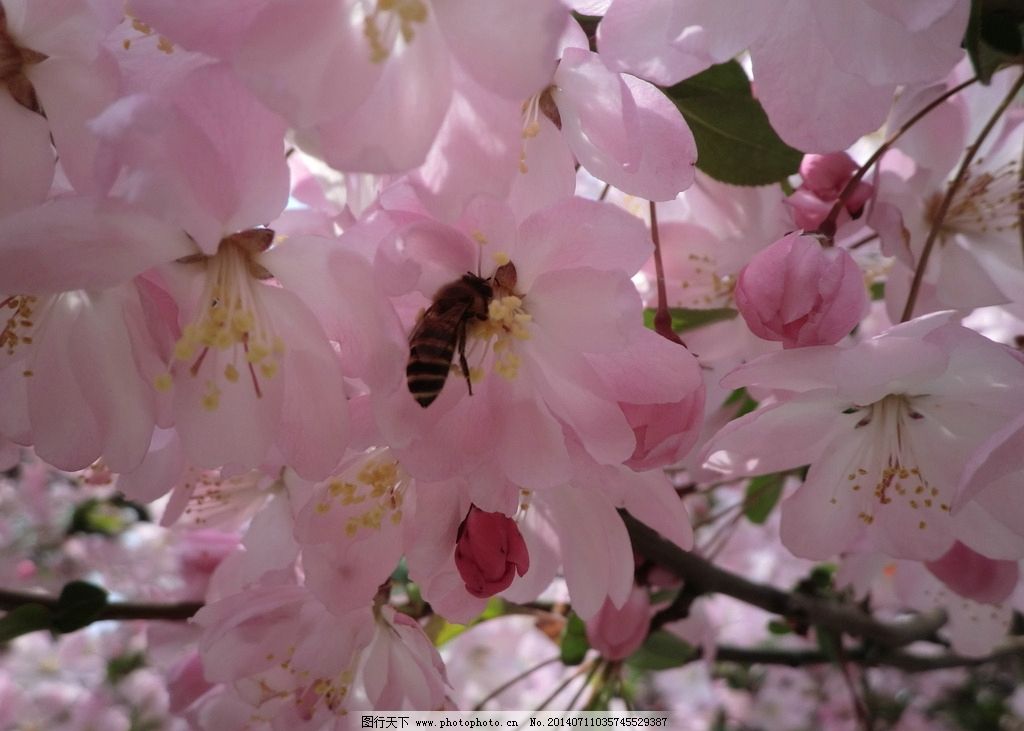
605, 468, 693, 550
67, 287, 158, 473
779, 443, 867, 560
510, 116, 577, 220
28, 51, 120, 195
411, 74, 523, 222
115, 429, 186, 505
959, 412, 1024, 509
304, 15, 453, 174
260, 287, 348, 480
515, 198, 651, 288
703, 396, 843, 478
5, 0, 121, 58
497, 398, 573, 489
25, 296, 102, 470
434, 0, 564, 99
130, 0, 272, 59
863, 0, 960, 32
719, 346, 842, 393
541, 486, 632, 618
261, 238, 406, 389
92, 63, 289, 253
554, 48, 642, 171
529, 268, 641, 353
0, 198, 193, 294
751, 3, 894, 152
597, 0, 772, 85
815, 0, 968, 86
0, 93, 54, 217
588, 74, 696, 200
233, 0, 379, 126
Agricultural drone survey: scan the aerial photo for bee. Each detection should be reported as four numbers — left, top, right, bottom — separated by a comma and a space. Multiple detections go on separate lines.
406, 262, 517, 408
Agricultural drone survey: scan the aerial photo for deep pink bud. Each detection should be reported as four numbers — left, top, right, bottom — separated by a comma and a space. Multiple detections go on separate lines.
585, 586, 651, 660
454, 505, 529, 598
788, 153, 872, 230
735, 233, 868, 348
925, 541, 1019, 604
799, 153, 858, 199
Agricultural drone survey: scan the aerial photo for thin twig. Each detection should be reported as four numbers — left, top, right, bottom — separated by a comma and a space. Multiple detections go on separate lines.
817, 76, 979, 241
901, 71, 1024, 322
473, 656, 562, 711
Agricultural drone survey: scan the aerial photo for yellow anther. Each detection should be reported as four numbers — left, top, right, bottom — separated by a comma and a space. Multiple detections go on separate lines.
492, 251, 511, 266
224, 363, 240, 383
153, 373, 173, 392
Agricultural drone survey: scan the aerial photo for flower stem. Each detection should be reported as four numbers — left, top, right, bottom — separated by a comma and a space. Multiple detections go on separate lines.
817, 76, 979, 241
649, 201, 685, 346
901, 71, 1024, 322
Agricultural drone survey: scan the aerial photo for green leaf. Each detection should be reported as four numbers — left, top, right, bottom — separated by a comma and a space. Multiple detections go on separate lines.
107, 651, 146, 684
870, 281, 885, 301
643, 307, 737, 333
664, 61, 803, 185
965, 0, 1024, 84
627, 630, 697, 670
724, 387, 759, 418
743, 473, 786, 524
0, 604, 53, 642
52, 581, 108, 633
560, 612, 590, 666
767, 619, 792, 636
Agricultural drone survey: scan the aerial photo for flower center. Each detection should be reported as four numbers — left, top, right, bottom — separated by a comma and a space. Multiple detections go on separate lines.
467, 255, 532, 382
930, 159, 1024, 238
839, 394, 948, 531
0, 7, 47, 113
362, 0, 428, 63
161, 230, 283, 410
120, 17, 174, 54
312, 454, 406, 536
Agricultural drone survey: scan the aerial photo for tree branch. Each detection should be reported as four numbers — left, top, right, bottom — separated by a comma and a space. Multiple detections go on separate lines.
0, 588, 202, 622
714, 639, 1024, 672
621, 511, 946, 648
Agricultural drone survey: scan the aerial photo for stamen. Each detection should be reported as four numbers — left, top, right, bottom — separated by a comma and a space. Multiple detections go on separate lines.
363, 0, 429, 63
167, 234, 285, 408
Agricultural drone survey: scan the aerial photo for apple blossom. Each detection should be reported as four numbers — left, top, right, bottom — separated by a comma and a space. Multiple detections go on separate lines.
453, 504, 530, 599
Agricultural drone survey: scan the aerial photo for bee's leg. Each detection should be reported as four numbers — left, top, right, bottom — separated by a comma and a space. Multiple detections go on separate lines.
457, 319, 473, 396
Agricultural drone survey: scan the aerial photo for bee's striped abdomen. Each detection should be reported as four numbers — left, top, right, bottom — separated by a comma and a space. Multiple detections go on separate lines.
407, 336, 457, 407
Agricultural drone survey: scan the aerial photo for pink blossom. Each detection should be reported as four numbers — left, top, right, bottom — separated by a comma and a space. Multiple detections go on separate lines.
586, 585, 651, 660
702, 313, 1024, 561
597, 0, 969, 151
374, 194, 704, 488
734, 232, 869, 348
454, 504, 530, 598
362, 607, 451, 711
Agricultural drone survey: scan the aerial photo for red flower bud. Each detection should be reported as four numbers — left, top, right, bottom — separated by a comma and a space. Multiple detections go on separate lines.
454, 505, 529, 598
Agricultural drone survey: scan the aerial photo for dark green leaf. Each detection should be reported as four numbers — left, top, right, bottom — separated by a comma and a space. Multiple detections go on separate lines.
743, 473, 786, 524
560, 612, 590, 666
52, 581, 108, 633
107, 652, 146, 684
0, 604, 53, 642
724, 388, 759, 418
664, 61, 803, 185
767, 619, 792, 635
627, 630, 697, 670
870, 281, 885, 301
643, 307, 737, 333
965, 0, 1024, 83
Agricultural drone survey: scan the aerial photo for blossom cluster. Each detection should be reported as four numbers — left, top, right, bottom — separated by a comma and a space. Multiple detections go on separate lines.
2, 0, 1024, 726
